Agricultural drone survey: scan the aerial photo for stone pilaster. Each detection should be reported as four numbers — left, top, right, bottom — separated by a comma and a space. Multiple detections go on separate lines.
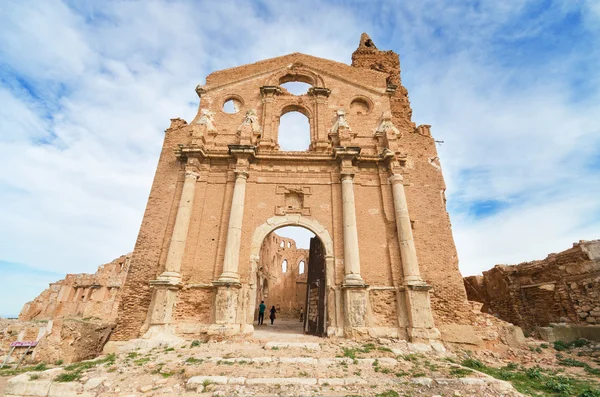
334, 147, 365, 287
340, 173, 365, 286
210, 146, 255, 335
307, 87, 331, 152
258, 86, 281, 151
218, 169, 249, 283
389, 173, 440, 342
143, 168, 199, 335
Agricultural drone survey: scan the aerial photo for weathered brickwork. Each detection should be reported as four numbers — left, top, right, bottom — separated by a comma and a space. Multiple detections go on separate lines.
19, 254, 131, 322
257, 233, 309, 318
464, 240, 600, 332
110, 33, 478, 342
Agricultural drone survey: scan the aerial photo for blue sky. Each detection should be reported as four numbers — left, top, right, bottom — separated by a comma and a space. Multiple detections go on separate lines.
1, 0, 599, 317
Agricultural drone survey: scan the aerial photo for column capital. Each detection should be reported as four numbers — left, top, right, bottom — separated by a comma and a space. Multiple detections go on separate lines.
234, 170, 250, 180
388, 174, 404, 185
340, 172, 355, 182
185, 170, 201, 180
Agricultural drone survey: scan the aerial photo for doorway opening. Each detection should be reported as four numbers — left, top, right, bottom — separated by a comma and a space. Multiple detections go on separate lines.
254, 226, 326, 336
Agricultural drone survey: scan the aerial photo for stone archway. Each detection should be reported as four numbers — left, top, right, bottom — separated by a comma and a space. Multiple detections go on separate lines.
246, 215, 335, 335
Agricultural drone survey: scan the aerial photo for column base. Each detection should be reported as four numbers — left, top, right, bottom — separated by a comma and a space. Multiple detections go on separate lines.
216, 272, 241, 284
403, 280, 439, 343
407, 326, 442, 343
342, 284, 368, 332
211, 282, 242, 328
153, 271, 182, 285
141, 278, 182, 335
343, 274, 365, 287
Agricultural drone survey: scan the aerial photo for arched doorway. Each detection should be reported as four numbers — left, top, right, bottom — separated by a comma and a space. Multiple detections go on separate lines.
248, 216, 334, 336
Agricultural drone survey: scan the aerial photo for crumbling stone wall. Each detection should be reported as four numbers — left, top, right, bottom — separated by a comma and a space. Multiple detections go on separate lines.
19, 254, 131, 322
464, 240, 600, 332
111, 33, 476, 342
257, 232, 308, 318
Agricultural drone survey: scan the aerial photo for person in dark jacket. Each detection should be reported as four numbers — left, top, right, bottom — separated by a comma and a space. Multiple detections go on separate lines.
269, 305, 277, 325
258, 301, 266, 325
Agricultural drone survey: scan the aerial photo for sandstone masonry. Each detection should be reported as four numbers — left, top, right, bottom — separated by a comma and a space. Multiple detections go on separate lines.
257, 233, 309, 318
109, 33, 479, 343
19, 254, 131, 322
464, 240, 600, 333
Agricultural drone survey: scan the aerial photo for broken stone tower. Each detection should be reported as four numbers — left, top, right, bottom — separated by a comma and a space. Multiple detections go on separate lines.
110, 34, 472, 343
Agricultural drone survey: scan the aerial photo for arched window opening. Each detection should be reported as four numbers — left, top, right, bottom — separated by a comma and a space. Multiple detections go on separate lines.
282, 259, 288, 273
350, 97, 372, 115
278, 111, 310, 151
288, 241, 292, 248
280, 82, 312, 95
280, 240, 285, 248
299, 260, 305, 275
223, 98, 242, 114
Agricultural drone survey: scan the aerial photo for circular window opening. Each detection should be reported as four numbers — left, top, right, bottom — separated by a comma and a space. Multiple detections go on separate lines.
349, 98, 371, 115
223, 97, 242, 114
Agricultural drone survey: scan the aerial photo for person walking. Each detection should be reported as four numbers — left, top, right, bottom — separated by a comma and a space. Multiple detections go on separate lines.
299, 307, 304, 322
258, 301, 266, 325
269, 305, 277, 325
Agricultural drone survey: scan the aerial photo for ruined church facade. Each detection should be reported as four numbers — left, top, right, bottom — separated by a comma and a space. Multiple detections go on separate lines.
111, 34, 470, 343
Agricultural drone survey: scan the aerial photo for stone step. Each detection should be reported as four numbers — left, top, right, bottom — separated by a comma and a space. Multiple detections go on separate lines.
184, 356, 399, 366
264, 341, 321, 350
185, 375, 514, 392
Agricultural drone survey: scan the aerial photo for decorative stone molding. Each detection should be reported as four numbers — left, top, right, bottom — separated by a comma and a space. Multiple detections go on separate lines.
237, 109, 262, 145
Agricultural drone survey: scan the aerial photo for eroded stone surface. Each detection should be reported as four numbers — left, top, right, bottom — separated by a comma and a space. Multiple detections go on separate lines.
465, 240, 600, 333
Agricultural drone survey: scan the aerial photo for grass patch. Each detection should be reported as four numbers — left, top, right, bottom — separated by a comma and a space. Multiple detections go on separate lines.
554, 339, 591, 351
449, 367, 473, 377
375, 391, 399, 397
55, 354, 116, 383
133, 357, 151, 366
0, 361, 51, 377
185, 357, 204, 364
201, 379, 212, 392
461, 357, 600, 395
55, 372, 81, 382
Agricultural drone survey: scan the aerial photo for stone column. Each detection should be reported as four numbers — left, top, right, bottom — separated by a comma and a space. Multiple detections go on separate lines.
143, 169, 199, 336
217, 170, 249, 283
158, 170, 200, 282
341, 173, 365, 286
389, 173, 440, 342
389, 174, 422, 284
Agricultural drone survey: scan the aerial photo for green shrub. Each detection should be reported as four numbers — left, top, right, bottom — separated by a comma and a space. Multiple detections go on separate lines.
462, 358, 485, 370
579, 388, 600, 397
32, 363, 47, 371
55, 372, 81, 382
545, 378, 573, 394
554, 340, 571, 351
190, 340, 201, 347
449, 367, 473, 377
573, 339, 591, 348
375, 391, 399, 397
526, 367, 543, 379
558, 358, 587, 368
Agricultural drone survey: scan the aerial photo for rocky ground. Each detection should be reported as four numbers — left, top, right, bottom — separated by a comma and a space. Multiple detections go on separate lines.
1, 320, 600, 396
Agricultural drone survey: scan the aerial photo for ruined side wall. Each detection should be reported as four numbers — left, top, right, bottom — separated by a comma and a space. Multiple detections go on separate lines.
112, 120, 190, 340
464, 240, 600, 331
18, 254, 131, 322
257, 233, 308, 317
351, 44, 471, 325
